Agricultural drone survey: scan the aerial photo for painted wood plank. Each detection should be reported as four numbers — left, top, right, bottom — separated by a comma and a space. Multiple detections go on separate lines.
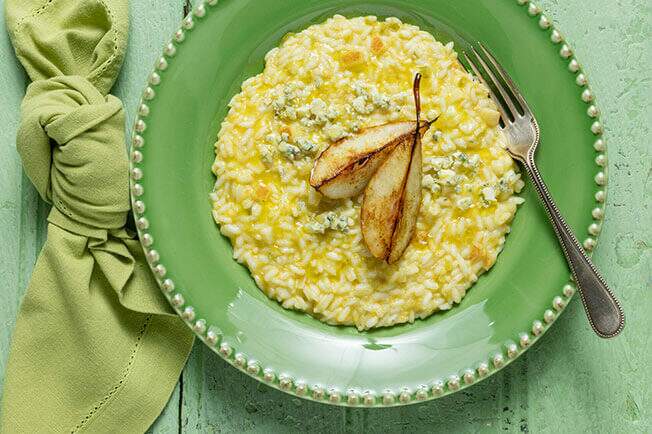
111, 0, 188, 432
525, 1, 651, 433
0, 0, 44, 402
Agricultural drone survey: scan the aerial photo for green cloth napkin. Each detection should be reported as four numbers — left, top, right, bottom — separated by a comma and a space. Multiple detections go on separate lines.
1, 1, 194, 433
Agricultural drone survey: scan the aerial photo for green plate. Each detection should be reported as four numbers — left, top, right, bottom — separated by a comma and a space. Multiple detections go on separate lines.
129, 0, 607, 406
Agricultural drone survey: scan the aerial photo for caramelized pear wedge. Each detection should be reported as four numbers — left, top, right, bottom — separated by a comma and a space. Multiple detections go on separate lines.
361, 73, 425, 263
360, 137, 414, 260
310, 121, 430, 199
387, 133, 422, 263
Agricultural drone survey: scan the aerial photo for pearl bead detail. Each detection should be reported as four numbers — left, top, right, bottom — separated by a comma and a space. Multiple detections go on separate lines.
493, 353, 504, 367
595, 155, 607, 168
194, 4, 206, 17
519, 333, 530, 348
131, 150, 143, 163
587, 105, 599, 117
133, 200, 145, 214
463, 370, 475, 384
246, 362, 259, 375
148, 72, 161, 86
146, 249, 159, 263
589, 223, 601, 237
181, 306, 195, 321
591, 207, 604, 220
164, 43, 176, 57
363, 391, 376, 405
132, 134, 144, 148
205, 329, 219, 346
527, 3, 540, 15
382, 391, 396, 405
154, 264, 167, 277
415, 387, 429, 400
295, 382, 307, 395
136, 216, 149, 230
233, 353, 246, 368
161, 278, 174, 292
131, 167, 143, 180
517, 0, 528, 5
399, 390, 412, 403
263, 369, 276, 383
432, 381, 444, 395
174, 29, 185, 43
582, 88, 594, 102
568, 59, 579, 72
328, 389, 340, 403
575, 73, 587, 86
543, 309, 555, 324
182, 16, 194, 30
143, 87, 155, 100
312, 386, 324, 400
131, 183, 144, 196
280, 376, 293, 391
156, 57, 168, 71
559, 44, 572, 58
141, 232, 153, 246
532, 320, 544, 335
171, 293, 184, 307
563, 284, 575, 297
594, 138, 606, 152
595, 171, 607, 185
595, 190, 605, 203
538, 15, 551, 28
219, 343, 232, 357
477, 362, 489, 377
347, 390, 360, 405
507, 343, 518, 358
134, 119, 146, 133
591, 121, 603, 135
583, 238, 596, 251
550, 29, 562, 43
138, 104, 150, 117
553, 296, 565, 311
447, 375, 460, 390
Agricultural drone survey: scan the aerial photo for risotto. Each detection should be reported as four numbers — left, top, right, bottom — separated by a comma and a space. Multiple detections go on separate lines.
210, 15, 524, 330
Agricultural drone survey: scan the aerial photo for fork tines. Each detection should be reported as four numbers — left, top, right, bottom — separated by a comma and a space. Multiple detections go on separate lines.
463, 44, 532, 123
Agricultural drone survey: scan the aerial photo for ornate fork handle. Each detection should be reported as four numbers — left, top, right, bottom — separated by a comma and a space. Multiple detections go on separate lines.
523, 153, 625, 338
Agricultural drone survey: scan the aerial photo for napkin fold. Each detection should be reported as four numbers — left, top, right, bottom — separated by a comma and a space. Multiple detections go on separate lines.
1, 1, 194, 433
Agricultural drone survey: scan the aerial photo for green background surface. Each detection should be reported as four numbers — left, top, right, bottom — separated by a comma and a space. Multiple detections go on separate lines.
1, 0, 649, 432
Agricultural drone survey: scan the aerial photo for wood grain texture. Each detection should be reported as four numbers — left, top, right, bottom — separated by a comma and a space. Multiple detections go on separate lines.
0, 0, 649, 433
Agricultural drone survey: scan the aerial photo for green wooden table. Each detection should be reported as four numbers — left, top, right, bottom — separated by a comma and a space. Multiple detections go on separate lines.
1, 1, 649, 432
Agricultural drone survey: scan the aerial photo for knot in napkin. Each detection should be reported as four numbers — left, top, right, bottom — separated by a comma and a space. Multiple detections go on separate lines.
18, 75, 129, 230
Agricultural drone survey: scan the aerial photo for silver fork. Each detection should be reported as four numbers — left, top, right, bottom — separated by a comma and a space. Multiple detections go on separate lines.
464, 44, 625, 338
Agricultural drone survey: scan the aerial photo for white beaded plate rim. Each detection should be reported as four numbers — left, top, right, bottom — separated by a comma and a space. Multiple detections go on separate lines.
128, 0, 608, 406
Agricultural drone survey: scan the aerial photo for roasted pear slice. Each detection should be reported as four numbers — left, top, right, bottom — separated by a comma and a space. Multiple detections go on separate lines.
310, 121, 430, 199
360, 137, 414, 260
361, 73, 425, 263
387, 130, 422, 263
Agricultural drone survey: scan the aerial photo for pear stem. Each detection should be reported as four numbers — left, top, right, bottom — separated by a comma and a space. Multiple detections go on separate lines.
413, 73, 422, 129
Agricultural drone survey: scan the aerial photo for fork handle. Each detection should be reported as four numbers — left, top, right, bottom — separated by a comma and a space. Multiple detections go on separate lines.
523, 156, 625, 338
